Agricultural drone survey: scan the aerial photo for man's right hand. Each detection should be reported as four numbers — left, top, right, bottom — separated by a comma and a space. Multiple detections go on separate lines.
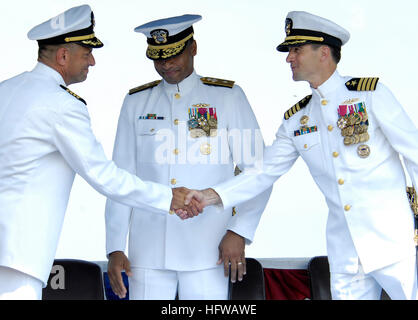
184, 188, 222, 208
107, 251, 132, 299
171, 187, 204, 219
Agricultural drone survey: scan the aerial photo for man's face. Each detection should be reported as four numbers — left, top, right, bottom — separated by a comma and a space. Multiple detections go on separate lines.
153, 40, 196, 84
65, 44, 96, 85
286, 44, 322, 83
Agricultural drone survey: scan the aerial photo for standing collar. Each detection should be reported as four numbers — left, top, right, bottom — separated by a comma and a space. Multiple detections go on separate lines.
161, 70, 199, 95
32, 62, 66, 86
311, 70, 342, 99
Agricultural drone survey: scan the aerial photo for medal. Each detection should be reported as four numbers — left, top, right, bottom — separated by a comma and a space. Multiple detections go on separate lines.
341, 126, 354, 137
359, 132, 369, 143
187, 118, 199, 129
208, 118, 217, 128
344, 136, 355, 146
337, 100, 370, 152
190, 128, 206, 138
188, 105, 217, 137
198, 117, 208, 127
357, 144, 371, 158
354, 124, 367, 134
353, 134, 360, 144
337, 117, 347, 129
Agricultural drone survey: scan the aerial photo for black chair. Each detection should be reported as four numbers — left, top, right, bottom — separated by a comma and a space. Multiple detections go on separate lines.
229, 257, 265, 300
308, 256, 332, 300
42, 259, 104, 300
308, 256, 390, 300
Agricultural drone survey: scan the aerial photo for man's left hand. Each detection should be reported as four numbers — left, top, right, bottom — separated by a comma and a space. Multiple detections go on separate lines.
217, 230, 246, 283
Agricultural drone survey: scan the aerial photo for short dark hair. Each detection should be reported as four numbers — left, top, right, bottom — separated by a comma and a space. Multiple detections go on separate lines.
38, 44, 51, 60
310, 43, 341, 64
37, 43, 79, 61
329, 45, 341, 64
184, 37, 195, 49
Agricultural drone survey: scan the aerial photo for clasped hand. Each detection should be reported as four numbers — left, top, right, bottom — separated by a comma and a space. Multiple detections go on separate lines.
170, 187, 202, 219
170, 187, 221, 220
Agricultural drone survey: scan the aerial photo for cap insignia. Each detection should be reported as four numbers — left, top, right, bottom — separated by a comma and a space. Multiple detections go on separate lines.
285, 18, 292, 36
151, 29, 169, 44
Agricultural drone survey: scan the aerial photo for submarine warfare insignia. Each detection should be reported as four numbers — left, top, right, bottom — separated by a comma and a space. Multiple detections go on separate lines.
188, 104, 218, 138
337, 100, 370, 158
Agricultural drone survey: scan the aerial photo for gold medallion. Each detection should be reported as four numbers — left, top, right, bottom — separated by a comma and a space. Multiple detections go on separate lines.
190, 128, 206, 138
200, 143, 211, 155
361, 112, 368, 122
347, 114, 357, 126
344, 136, 355, 146
337, 117, 347, 129
208, 118, 217, 128
359, 132, 370, 143
357, 144, 371, 158
341, 126, 355, 137
209, 129, 218, 137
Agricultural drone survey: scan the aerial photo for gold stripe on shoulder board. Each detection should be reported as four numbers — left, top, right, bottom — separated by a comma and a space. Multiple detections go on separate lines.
200, 77, 235, 88
129, 80, 162, 95
345, 77, 379, 91
284, 95, 312, 120
59, 85, 86, 105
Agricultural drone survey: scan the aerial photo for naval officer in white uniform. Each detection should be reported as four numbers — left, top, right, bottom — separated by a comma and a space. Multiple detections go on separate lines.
0, 5, 199, 300
186, 11, 418, 300
105, 15, 271, 300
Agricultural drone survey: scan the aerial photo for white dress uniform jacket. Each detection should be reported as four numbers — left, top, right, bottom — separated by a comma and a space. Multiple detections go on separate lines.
0, 63, 173, 286
105, 71, 271, 271
214, 71, 417, 274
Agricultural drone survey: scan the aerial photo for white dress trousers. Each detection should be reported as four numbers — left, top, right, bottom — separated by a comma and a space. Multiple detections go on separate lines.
0, 266, 43, 300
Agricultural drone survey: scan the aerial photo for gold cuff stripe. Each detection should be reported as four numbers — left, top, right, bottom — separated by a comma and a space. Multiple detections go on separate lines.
148, 33, 194, 50
65, 33, 96, 42
285, 35, 324, 42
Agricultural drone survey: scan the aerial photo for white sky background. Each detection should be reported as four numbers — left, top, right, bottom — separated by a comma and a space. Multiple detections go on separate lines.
1, 0, 418, 262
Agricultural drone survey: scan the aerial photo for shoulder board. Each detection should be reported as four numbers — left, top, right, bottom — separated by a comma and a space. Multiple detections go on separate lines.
345, 77, 379, 91
60, 85, 86, 105
284, 95, 312, 120
200, 77, 234, 88
129, 80, 162, 95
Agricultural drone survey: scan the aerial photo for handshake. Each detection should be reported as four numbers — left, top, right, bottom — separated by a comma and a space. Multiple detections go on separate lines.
170, 187, 221, 219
